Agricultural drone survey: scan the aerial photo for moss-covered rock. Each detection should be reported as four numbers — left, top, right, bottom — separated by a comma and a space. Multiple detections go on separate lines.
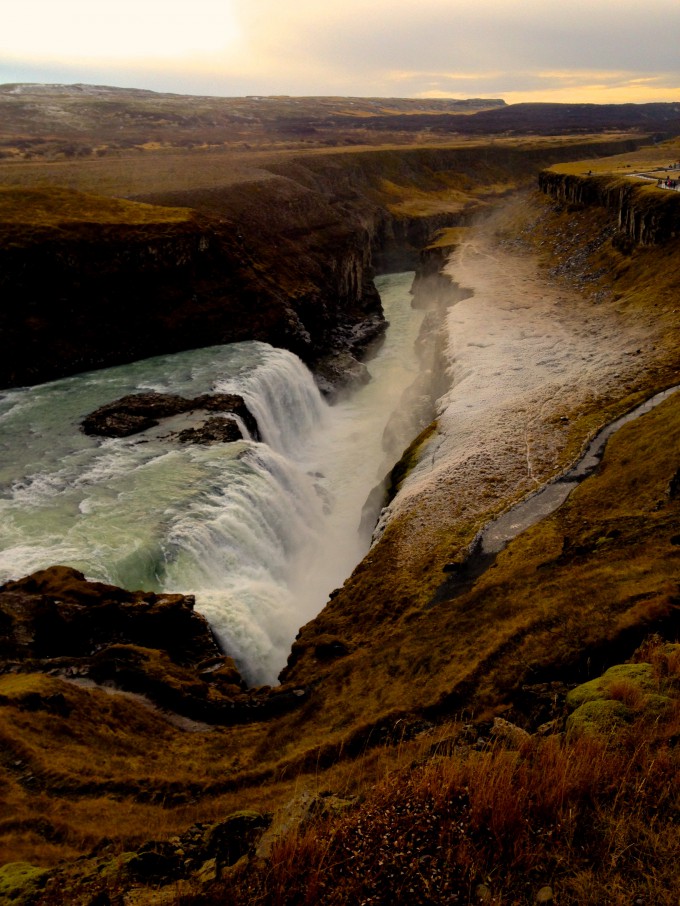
566, 659, 677, 737
0, 862, 49, 904
566, 698, 634, 737
565, 662, 658, 709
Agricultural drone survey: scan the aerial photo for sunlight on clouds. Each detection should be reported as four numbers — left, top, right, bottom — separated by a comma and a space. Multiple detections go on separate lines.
1, 0, 679, 101
389, 70, 504, 83
388, 65, 680, 105
501, 85, 680, 104
1, 0, 241, 61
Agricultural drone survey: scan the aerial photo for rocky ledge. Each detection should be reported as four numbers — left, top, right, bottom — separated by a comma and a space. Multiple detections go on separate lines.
81, 391, 260, 442
0, 566, 307, 723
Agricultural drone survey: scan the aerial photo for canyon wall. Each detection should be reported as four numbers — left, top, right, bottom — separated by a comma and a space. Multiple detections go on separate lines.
0, 138, 641, 390
538, 169, 680, 245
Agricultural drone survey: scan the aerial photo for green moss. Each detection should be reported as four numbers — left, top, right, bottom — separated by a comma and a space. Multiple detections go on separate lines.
0, 863, 49, 903
565, 663, 658, 709
566, 699, 634, 738
387, 421, 438, 498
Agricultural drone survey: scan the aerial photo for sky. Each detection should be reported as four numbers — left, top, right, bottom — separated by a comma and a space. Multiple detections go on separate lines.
1, 0, 679, 104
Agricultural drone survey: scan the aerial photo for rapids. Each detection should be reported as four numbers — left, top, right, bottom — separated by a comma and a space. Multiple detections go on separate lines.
0, 272, 427, 683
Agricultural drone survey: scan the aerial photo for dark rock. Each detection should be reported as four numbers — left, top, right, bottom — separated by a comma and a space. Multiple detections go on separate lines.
177, 416, 243, 444
203, 811, 271, 875
125, 847, 178, 883
10, 691, 71, 716
312, 351, 370, 398
667, 467, 680, 500
0, 566, 310, 725
0, 566, 219, 665
81, 391, 260, 441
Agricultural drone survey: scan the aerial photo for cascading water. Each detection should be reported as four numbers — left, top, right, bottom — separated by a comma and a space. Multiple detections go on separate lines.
0, 272, 427, 684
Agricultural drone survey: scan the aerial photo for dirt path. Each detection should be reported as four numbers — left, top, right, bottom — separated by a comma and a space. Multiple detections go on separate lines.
377, 202, 663, 564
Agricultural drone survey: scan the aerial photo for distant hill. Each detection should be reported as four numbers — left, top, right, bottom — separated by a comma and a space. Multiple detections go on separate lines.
1, 84, 679, 163
0, 83, 505, 159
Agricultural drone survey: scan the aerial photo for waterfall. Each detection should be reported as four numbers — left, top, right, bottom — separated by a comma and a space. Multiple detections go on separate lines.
0, 273, 426, 684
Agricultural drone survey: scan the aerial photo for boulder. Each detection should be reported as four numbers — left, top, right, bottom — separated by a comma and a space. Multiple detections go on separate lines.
566, 699, 633, 738
490, 717, 531, 749
0, 566, 221, 665
565, 663, 659, 709
81, 391, 259, 441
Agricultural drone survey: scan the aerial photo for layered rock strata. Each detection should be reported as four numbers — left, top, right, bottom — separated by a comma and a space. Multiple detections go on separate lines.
538, 169, 680, 245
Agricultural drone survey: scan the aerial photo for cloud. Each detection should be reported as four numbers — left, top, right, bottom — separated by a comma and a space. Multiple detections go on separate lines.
1, 0, 679, 101
1, 0, 241, 62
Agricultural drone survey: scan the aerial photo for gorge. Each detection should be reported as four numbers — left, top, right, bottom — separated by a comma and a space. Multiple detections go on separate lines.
0, 99, 678, 904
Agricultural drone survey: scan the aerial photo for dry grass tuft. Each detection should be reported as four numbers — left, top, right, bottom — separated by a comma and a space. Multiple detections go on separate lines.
202, 685, 679, 905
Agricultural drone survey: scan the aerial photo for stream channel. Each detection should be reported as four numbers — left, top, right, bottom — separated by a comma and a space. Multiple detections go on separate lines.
0, 272, 427, 684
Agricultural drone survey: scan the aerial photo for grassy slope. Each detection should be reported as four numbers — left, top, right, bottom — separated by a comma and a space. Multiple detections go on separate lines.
0, 186, 192, 226
0, 133, 638, 199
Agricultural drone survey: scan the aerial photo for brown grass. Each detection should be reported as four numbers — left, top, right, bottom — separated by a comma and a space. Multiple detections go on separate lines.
203, 674, 680, 905
0, 186, 192, 226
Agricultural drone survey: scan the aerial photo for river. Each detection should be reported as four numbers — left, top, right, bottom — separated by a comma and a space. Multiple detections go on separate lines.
0, 272, 426, 684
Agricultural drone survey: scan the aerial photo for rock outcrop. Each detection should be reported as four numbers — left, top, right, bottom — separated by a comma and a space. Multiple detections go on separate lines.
539, 169, 680, 245
0, 566, 307, 723
81, 390, 260, 441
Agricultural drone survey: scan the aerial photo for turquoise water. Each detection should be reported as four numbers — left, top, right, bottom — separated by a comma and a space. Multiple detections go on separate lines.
0, 273, 425, 682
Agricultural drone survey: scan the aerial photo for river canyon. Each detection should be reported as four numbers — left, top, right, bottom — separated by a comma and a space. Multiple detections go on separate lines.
0, 111, 678, 904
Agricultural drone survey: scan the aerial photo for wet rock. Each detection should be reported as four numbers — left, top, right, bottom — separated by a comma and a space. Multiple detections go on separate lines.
0, 563, 310, 723
0, 566, 221, 666
81, 391, 259, 441
176, 416, 243, 444
312, 350, 370, 398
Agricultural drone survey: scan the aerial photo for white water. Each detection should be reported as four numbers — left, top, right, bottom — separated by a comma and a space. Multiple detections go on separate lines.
0, 273, 426, 684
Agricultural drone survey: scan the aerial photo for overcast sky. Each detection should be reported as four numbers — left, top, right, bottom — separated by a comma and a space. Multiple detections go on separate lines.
1, 0, 679, 103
